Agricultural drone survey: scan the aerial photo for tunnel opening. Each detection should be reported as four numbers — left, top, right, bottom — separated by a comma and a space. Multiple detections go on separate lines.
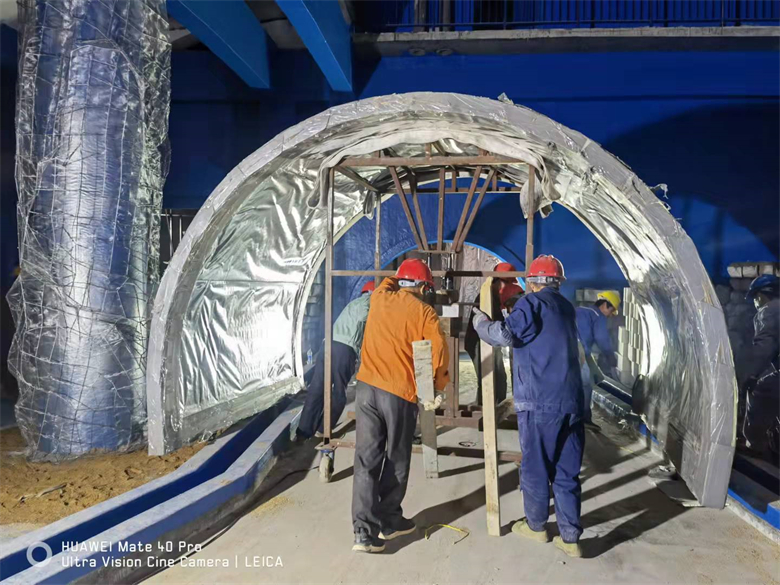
145, 93, 736, 508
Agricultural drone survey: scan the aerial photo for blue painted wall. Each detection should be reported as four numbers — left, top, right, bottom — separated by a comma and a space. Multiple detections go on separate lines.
3, 28, 778, 380
163, 48, 779, 290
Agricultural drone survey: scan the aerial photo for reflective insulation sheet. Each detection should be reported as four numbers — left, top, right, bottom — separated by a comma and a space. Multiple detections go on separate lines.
147, 93, 736, 508
9, 0, 171, 460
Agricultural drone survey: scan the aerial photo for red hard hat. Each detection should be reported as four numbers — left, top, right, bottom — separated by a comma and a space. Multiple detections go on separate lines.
361, 281, 375, 294
527, 255, 565, 281
495, 261, 517, 282
396, 258, 434, 286
500, 282, 524, 307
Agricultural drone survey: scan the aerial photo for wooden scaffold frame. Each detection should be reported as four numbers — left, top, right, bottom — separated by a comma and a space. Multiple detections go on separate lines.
317, 144, 538, 536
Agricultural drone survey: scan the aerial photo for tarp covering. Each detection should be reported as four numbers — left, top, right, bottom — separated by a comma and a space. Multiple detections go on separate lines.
9, 0, 170, 460
147, 93, 736, 508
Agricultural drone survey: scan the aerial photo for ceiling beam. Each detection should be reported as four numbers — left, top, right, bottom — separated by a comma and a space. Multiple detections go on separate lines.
167, 0, 271, 89
276, 0, 352, 92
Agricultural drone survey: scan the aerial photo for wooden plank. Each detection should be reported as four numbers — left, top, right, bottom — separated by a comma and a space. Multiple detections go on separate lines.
413, 340, 439, 479
525, 166, 536, 270
479, 277, 501, 536
323, 169, 335, 442
441, 318, 459, 418
451, 166, 483, 250
410, 175, 429, 251
455, 169, 497, 252
374, 194, 382, 288
341, 155, 522, 167
388, 166, 426, 251
437, 168, 445, 251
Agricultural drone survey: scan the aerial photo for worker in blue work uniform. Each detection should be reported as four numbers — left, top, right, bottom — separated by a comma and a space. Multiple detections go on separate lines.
472, 254, 585, 558
576, 291, 620, 431
298, 281, 375, 439
741, 275, 780, 460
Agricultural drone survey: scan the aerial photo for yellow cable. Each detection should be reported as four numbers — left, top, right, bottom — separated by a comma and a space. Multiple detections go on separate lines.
424, 523, 470, 544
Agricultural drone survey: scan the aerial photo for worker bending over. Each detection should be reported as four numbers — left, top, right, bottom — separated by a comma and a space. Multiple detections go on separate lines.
741, 275, 779, 459
576, 291, 620, 430
473, 255, 585, 558
351, 259, 449, 553
298, 281, 375, 439
465, 262, 522, 404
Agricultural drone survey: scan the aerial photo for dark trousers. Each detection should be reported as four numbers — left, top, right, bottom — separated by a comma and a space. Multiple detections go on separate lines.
743, 371, 780, 454
298, 341, 356, 438
466, 342, 508, 405
518, 410, 585, 543
352, 382, 418, 537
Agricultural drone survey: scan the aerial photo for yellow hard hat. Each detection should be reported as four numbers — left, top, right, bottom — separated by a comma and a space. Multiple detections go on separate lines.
597, 291, 621, 313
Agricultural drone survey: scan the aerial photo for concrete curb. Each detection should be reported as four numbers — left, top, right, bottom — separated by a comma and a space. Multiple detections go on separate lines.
591, 387, 780, 541
0, 399, 302, 584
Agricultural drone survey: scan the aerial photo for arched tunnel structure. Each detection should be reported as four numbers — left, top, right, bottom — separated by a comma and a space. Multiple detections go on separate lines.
146, 93, 737, 508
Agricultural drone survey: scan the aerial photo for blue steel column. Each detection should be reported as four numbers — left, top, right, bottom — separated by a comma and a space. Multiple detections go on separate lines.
9, 0, 170, 459
277, 0, 352, 92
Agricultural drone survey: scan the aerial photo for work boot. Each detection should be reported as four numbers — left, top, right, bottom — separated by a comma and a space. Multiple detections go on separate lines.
553, 536, 583, 558
352, 529, 385, 553
379, 517, 416, 540
511, 519, 549, 543
584, 419, 601, 432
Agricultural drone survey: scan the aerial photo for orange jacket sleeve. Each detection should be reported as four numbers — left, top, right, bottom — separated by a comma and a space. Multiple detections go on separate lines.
422, 305, 450, 391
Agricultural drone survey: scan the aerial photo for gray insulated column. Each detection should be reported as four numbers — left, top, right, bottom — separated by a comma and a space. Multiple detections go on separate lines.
8, 0, 171, 459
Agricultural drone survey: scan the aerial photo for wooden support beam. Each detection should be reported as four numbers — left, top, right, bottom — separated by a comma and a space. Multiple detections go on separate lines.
452, 166, 483, 251
479, 277, 501, 537
323, 169, 335, 443
413, 340, 439, 479
454, 168, 497, 252
374, 194, 382, 288
441, 317, 460, 418
410, 175, 429, 251
388, 166, 426, 251
525, 166, 537, 270
341, 155, 521, 167
437, 168, 445, 251
335, 166, 381, 192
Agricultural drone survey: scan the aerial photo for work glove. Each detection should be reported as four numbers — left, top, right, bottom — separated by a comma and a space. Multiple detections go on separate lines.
422, 393, 445, 411
472, 308, 489, 328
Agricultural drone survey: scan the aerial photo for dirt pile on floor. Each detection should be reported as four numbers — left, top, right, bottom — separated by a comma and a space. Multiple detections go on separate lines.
0, 428, 206, 525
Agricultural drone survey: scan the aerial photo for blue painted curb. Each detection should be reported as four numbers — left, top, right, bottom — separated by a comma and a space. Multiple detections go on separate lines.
0, 398, 301, 583
592, 387, 780, 533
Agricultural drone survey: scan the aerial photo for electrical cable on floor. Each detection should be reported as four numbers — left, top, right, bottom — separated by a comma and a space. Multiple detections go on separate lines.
424, 523, 470, 544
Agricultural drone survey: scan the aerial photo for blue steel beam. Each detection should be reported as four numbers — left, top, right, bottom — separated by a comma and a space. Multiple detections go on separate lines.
276, 0, 352, 92
167, 0, 271, 89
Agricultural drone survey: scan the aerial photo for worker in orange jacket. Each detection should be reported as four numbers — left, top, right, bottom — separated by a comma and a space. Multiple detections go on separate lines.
351, 259, 450, 553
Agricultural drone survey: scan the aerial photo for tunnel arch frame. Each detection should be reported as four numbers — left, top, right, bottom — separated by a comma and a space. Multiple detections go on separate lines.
146, 93, 736, 507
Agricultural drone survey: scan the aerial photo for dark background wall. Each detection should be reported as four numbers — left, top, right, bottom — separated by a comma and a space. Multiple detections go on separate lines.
162, 48, 779, 278
2, 21, 779, 395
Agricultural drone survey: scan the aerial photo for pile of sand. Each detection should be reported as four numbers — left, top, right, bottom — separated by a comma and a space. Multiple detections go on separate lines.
0, 428, 206, 525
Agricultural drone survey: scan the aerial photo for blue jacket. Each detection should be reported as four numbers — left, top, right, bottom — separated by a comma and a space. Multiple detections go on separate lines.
575, 305, 617, 369
475, 287, 583, 415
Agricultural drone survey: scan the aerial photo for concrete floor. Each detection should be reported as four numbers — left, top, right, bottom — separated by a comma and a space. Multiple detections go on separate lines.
148, 408, 780, 585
